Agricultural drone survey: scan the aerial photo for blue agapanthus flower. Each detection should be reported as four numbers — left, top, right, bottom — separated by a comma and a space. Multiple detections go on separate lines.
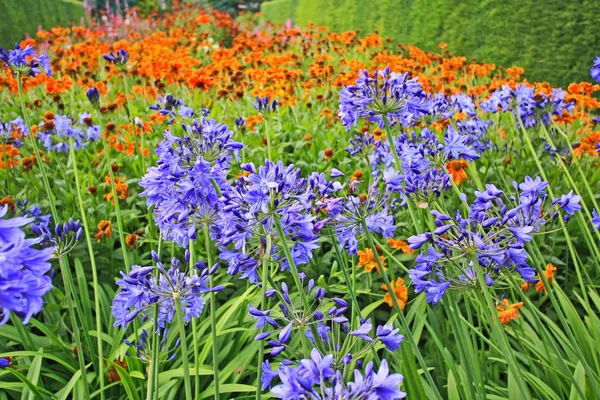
139, 117, 242, 246
37, 113, 100, 152
265, 355, 406, 399
591, 56, 600, 83
103, 49, 129, 68
112, 251, 222, 331
592, 209, 600, 231
32, 218, 82, 257
319, 171, 397, 255
407, 177, 582, 305
338, 67, 429, 130
0, 117, 28, 147
481, 84, 573, 128
253, 96, 278, 114
345, 132, 394, 174
0, 205, 55, 325
123, 328, 179, 363
215, 160, 320, 283
254, 279, 405, 398
0, 43, 51, 77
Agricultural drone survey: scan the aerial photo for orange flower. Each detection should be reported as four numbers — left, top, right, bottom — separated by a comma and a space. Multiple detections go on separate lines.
323, 148, 334, 161
95, 220, 112, 242
106, 359, 127, 383
104, 173, 130, 204
535, 263, 557, 293
0, 196, 15, 211
0, 144, 20, 170
357, 248, 385, 273
246, 115, 264, 131
387, 238, 414, 255
125, 233, 138, 250
381, 277, 408, 310
445, 159, 469, 184
496, 299, 524, 324
521, 263, 557, 294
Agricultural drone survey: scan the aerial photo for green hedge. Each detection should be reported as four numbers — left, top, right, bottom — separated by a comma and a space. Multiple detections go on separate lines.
260, 0, 600, 87
260, 0, 298, 24
0, 0, 85, 48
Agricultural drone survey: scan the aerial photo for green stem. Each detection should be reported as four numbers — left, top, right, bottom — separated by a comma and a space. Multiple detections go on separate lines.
255, 234, 271, 400
203, 227, 221, 399
94, 109, 132, 272
471, 255, 532, 399
514, 114, 588, 297
360, 220, 442, 400
68, 139, 101, 400
121, 72, 144, 174
188, 241, 200, 399
17, 74, 92, 400
17, 74, 58, 218
174, 294, 193, 400
147, 237, 162, 400
265, 118, 272, 161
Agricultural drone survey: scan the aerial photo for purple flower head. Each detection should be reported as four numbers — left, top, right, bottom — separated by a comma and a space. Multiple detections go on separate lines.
86, 87, 101, 108
36, 113, 99, 153
408, 177, 576, 305
253, 96, 278, 114
592, 209, 600, 231
103, 48, 129, 68
0, 205, 55, 325
0, 43, 52, 77
215, 160, 319, 283
267, 355, 406, 398
591, 56, 600, 83
31, 218, 82, 257
320, 174, 396, 254
139, 118, 240, 246
338, 67, 429, 130
112, 255, 214, 331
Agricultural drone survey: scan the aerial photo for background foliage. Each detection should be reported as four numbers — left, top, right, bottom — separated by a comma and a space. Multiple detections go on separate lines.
260, 0, 600, 87
0, 0, 85, 48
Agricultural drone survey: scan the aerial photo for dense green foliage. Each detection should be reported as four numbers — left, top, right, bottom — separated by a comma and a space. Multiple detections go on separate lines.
0, 0, 85, 48
260, 0, 600, 87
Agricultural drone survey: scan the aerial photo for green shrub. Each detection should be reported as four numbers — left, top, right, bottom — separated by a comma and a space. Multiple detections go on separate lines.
0, 0, 85, 48
260, 0, 600, 87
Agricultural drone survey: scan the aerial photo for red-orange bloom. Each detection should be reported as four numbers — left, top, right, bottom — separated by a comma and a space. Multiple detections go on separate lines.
358, 248, 386, 273
496, 299, 524, 324
95, 220, 112, 242
445, 159, 469, 184
381, 277, 408, 310
387, 238, 414, 255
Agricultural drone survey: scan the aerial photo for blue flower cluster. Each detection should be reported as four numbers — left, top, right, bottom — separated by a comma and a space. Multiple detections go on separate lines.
215, 160, 320, 283
317, 171, 396, 254
139, 117, 242, 246
392, 127, 479, 206
103, 49, 129, 69
591, 56, 600, 83
123, 328, 179, 363
37, 113, 100, 152
251, 278, 406, 398
407, 177, 581, 304
0, 43, 51, 77
0, 117, 28, 146
253, 96, 278, 114
0, 205, 55, 325
264, 353, 405, 399
32, 218, 82, 257
338, 67, 429, 130
345, 132, 394, 173
112, 251, 222, 330
481, 84, 573, 128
